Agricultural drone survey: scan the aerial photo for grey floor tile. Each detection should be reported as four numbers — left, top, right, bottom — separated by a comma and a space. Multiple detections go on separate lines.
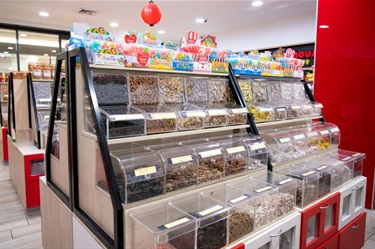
27, 214, 41, 225
0, 230, 12, 242
362, 239, 375, 249
370, 234, 375, 241
11, 222, 41, 239
365, 232, 373, 241
0, 232, 42, 249
0, 217, 28, 232
0, 210, 26, 222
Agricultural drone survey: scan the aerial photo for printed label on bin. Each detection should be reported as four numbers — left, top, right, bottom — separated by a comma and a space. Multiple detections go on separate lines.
291, 105, 301, 110
229, 195, 250, 204
197, 205, 223, 217
254, 186, 273, 193
249, 143, 266, 151
199, 149, 222, 158
330, 128, 339, 133
352, 153, 361, 157
170, 155, 193, 165
39, 98, 52, 102
293, 134, 305, 140
226, 146, 246, 154
278, 178, 293, 185
259, 107, 273, 112
207, 109, 228, 116
134, 166, 156, 177
230, 108, 247, 114
157, 217, 191, 231
276, 107, 286, 112
303, 105, 312, 109
279, 137, 291, 143
150, 113, 175, 120
342, 156, 352, 161
317, 165, 328, 170
307, 131, 319, 137
314, 103, 323, 108
301, 170, 315, 177
110, 114, 144, 121
319, 130, 329, 135
182, 111, 205, 118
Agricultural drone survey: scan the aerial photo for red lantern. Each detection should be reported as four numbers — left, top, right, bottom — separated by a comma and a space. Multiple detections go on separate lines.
141, 0, 162, 27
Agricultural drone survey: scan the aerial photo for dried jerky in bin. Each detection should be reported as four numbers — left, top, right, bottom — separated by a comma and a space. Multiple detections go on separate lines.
208, 78, 228, 104
110, 148, 165, 204
226, 105, 248, 126
128, 202, 197, 249
196, 103, 228, 128
184, 77, 209, 104
129, 74, 159, 105
148, 143, 198, 193
159, 75, 185, 104
171, 192, 230, 249
168, 104, 205, 131
251, 80, 268, 103
92, 70, 129, 105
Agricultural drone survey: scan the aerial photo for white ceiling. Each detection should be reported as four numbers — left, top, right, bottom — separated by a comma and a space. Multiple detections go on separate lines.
0, 0, 317, 44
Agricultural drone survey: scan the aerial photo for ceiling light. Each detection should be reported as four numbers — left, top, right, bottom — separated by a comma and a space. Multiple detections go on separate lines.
39, 11, 49, 17
44, 54, 49, 56
252, 1, 263, 7
319, 25, 329, 28
20, 33, 27, 37
4, 51, 9, 54
52, 50, 57, 53
110, 22, 118, 27
157, 30, 165, 34
7, 47, 13, 50
195, 18, 207, 23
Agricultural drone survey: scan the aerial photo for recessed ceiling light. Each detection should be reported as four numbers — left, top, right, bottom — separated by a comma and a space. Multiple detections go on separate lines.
39, 11, 49, 17
252, 1, 263, 7
4, 51, 9, 54
110, 22, 118, 27
195, 18, 207, 23
52, 50, 57, 53
7, 47, 13, 50
157, 30, 165, 34
319, 25, 329, 28
20, 33, 27, 37
44, 54, 49, 56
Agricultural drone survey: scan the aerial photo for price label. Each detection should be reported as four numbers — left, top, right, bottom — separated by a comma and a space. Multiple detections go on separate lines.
226, 146, 246, 154
199, 149, 222, 158
352, 153, 361, 157
307, 131, 319, 137
320, 130, 329, 135
249, 143, 266, 151
134, 166, 156, 177
291, 105, 301, 110
293, 134, 305, 140
110, 114, 144, 121
158, 217, 190, 230
39, 98, 52, 102
279, 137, 291, 143
197, 205, 223, 217
303, 105, 312, 109
259, 107, 273, 112
231, 108, 247, 114
170, 155, 193, 164
317, 165, 328, 170
229, 195, 249, 204
330, 128, 339, 133
207, 109, 228, 116
182, 111, 206, 118
276, 108, 286, 112
314, 103, 323, 108
342, 156, 352, 161
301, 170, 315, 177
254, 186, 272, 193
149, 113, 175, 120
278, 178, 293, 185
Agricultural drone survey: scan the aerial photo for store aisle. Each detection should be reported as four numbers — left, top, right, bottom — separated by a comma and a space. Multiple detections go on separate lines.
0, 164, 42, 249
0, 162, 374, 249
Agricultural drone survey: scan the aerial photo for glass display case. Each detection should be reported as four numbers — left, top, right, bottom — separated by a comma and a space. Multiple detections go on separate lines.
285, 104, 303, 119
276, 162, 320, 208
240, 134, 268, 170
312, 102, 324, 116
98, 148, 165, 204
171, 192, 230, 249
148, 143, 198, 193
270, 103, 287, 121
300, 102, 315, 117
267, 81, 282, 102
184, 76, 209, 104
128, 202, 197, 249
329, 150, 358, 181
180, 139, 225, 184
132, 104, 177, 134
260, 130, 294, 164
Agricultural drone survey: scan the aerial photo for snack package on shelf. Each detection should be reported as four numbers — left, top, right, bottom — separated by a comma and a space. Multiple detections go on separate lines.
210, 50, 229, 73
86, 40, 125, 65
84, 26, 114, 43
122, 43, 151, 68
150, 48, 173, 70
173, 51, 194, 71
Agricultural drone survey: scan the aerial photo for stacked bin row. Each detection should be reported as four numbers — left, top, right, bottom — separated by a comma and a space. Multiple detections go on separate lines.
275, 149, 365, 208
127, 171, 298, 249
89, 70, 248, 139
260, 122, 340, 165
237, 79, 323, 123
96, 135, 268, 205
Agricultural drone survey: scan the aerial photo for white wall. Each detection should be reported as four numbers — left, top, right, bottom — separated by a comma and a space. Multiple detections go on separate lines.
214, 11, 317, 51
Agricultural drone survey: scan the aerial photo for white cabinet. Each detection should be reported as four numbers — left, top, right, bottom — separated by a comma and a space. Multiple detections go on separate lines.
338, 176, 366, 230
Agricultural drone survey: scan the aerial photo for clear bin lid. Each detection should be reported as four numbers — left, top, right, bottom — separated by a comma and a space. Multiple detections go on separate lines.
277, 162, 320, 181
148, 143, 196, 166
338, 149, 366, 160
131, 104, 176, 120
237, 134, 267, 156
229, 177, 279, 197
167, 103, 206, 118
252, 172, 298, 191
100, 105, 145, 121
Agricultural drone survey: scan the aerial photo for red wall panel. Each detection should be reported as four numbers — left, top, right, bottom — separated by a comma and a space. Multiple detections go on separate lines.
315, 0, 375, 209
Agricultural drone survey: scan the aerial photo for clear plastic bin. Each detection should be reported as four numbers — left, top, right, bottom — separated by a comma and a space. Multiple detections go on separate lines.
260, 130, 294, 164
311, 123, 331, 150
305, 156, 333, 198
107, 148, 165, 204
239, 134, 268, 170
99, 105, 145, 139
248, 104, 274, 123
238, 79, 253, 103
132, 104, 177, 134
280, 82, 294, 101
92, 70, 129, 105
226, 105, 248, 126
276, 162, 320, 208
292, 83, 306, 100
267, 81, 282, 102
201, 103, 229, 128
272, 104, 287, 121
251, 80, 268, 103
337, 149, 365, 179
306, 129, 323, 152
312, 102, 324, 116
285, 104, 303, 119
171, 192, 230, 249
184, 77, 209, 104
324, 122, 340, 146
148, 143, 198, 193
129, 74, 159, 105
180, 139, 225, 184
158, 74, 185, 104
208, 78, 228, 104
128, 202, 197, 249
300, 102, 315, 117
288, 128, 309, 158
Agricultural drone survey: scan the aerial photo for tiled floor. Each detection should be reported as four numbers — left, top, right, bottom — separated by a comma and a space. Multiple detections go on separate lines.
0, 162, 374, 249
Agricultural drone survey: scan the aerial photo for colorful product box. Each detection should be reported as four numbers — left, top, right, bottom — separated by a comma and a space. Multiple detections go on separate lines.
123, 44, 150, 68
83, 27, 114, 43
150, 49, 173, 70
172, 52, 193, 71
